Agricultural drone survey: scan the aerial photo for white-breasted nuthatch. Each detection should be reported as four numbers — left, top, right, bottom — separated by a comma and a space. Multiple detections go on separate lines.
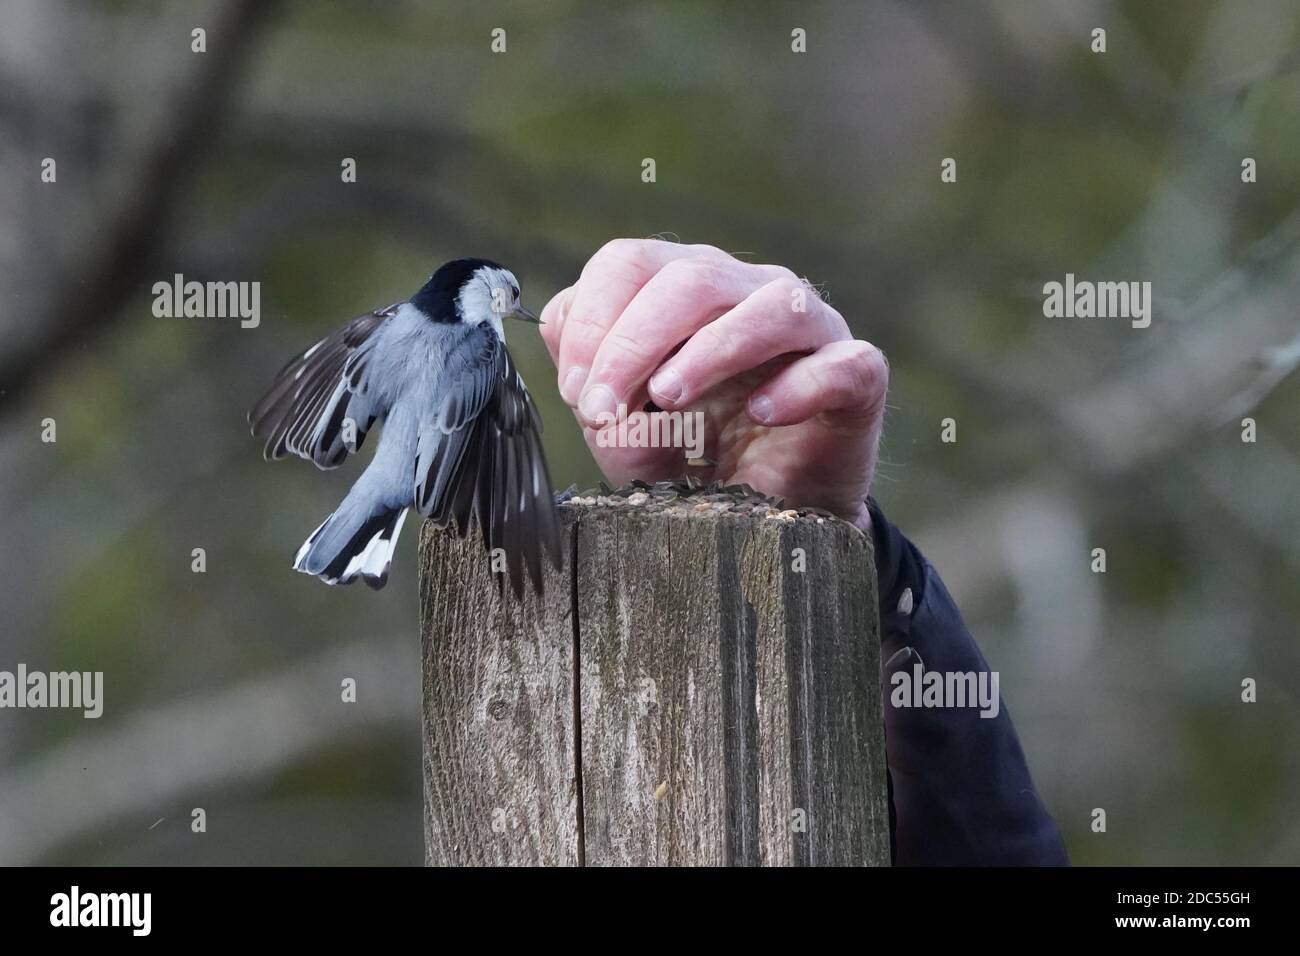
249, 258, 561, 595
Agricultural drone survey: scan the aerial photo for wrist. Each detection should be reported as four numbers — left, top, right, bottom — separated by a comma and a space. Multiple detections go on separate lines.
847, 500, 872, 534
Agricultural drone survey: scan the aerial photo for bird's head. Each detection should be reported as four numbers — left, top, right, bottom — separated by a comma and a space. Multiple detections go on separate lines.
410, 258, 540, 331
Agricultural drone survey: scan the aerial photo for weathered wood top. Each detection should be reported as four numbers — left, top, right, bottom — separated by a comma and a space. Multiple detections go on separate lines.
420, 484, 887, 866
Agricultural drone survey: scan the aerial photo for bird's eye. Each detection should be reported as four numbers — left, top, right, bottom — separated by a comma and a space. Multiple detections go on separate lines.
511, 285, 520, 300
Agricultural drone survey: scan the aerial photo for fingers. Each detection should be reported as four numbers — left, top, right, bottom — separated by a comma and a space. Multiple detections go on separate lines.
545, 238, 869, 435
538, 285, 574, 364
643, 275, 850, 411
575, 256, 794, 425
745, 339, 889, 428
555, 238, 725, 404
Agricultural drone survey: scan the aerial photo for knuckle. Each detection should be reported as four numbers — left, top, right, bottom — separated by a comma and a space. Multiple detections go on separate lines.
590, 237, 650, 276
762, 274, 809, 317
768, 264, 801, 286
820, 300, 849, 334
806, 360, 837, 399
602, 327, 654, 366
686, 242, 726, 260
731, 307, 783, 353
691, 320, 732, 357
662, 255, 724, 297
771, 273, 805, 300
562, 306, 610, 350
839, 341, 888, 404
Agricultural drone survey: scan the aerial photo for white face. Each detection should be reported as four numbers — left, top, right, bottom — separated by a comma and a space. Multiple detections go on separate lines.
459, 266, 521, 338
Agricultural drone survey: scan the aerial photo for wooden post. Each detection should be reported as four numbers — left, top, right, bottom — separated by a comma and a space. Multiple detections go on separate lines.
419, 492, 889, 866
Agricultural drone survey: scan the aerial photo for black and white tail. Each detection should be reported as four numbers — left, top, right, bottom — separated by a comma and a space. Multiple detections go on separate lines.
293, 499, 409, 590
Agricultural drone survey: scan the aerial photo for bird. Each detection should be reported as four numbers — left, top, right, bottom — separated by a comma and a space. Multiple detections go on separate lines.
247, 258, 562, 596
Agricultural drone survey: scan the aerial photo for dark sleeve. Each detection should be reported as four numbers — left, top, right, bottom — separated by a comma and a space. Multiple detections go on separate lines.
867, 497, 1069, 866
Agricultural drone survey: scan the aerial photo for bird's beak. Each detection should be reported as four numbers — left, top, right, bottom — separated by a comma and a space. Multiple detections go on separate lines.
508, 304, 543, 324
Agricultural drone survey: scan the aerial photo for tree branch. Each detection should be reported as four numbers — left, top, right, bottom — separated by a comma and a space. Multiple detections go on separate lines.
0, 0, 279, 407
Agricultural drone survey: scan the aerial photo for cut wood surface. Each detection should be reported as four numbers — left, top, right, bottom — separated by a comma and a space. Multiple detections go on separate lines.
419, 492, 888, 866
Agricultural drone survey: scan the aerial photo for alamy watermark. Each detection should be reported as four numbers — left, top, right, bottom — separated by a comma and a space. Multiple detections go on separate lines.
0, 664, 103, 718
593, 403, 706, 461
1042, 273, 1151, 329
50, 886, 150, 936
152, 273, 260, 328
890, 663, 1000, 719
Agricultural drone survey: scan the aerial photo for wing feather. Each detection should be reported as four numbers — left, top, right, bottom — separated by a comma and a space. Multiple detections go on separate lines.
414, 325, 560, 596
248, 306, 394, 469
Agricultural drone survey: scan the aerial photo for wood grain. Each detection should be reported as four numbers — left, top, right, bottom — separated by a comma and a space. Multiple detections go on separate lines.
418, 514, 578, 865
419, 499, 888, 866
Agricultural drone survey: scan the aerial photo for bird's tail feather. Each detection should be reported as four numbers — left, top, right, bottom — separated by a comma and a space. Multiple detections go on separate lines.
293, 500, 408, 590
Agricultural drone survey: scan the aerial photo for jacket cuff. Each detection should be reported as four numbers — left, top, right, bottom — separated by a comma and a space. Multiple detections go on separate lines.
866, 496, 926, 632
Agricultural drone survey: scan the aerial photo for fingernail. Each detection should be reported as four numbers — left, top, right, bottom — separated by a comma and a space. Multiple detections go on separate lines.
649, 366, 684, 405
578, 384, 618, 426
749, 394, 774, 424
561, 366, 587, 404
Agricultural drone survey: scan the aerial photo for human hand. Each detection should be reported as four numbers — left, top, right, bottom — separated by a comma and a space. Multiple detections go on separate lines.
539, 239, 888, 532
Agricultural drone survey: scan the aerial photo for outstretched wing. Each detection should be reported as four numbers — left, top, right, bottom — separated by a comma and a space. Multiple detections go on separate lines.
415, 324, 561, 597
248, 305, 396, 469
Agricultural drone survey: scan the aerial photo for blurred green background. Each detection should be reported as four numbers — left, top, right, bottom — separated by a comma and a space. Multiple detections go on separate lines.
1, 0, 1297, 865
